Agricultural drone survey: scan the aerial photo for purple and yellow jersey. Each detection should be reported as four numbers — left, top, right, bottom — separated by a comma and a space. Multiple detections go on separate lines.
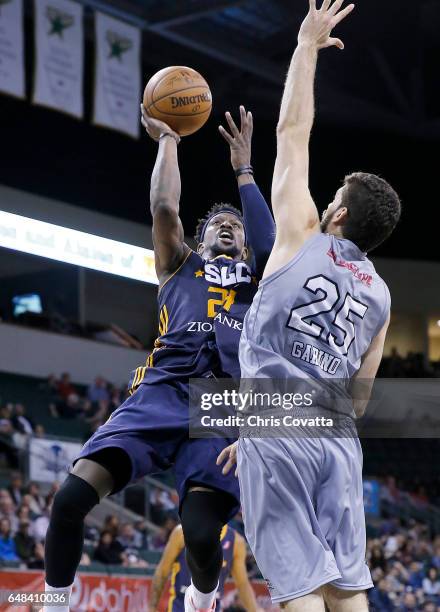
129, 250, 258, 391
168, 525, 236, 612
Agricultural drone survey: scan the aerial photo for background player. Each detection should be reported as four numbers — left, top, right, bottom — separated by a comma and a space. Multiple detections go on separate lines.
149, 523, 259, 612
219, 1, 401, 611
42, 107, 275, 612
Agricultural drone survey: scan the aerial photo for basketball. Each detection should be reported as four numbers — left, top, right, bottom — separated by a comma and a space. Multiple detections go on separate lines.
143, 66, 212, 137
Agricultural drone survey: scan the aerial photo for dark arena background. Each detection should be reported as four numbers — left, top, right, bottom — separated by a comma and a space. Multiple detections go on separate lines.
0, 1, 439, 610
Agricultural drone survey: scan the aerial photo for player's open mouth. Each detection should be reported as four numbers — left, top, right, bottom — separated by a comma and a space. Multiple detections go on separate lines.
218, 230, 234, 243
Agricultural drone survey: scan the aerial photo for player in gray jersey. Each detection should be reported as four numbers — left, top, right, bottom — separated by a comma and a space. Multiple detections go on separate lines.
218, 1, 401, 611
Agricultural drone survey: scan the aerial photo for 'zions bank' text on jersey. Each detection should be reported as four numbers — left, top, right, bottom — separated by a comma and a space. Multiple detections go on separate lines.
130, 250, 258, 391
240, 233, 390, 384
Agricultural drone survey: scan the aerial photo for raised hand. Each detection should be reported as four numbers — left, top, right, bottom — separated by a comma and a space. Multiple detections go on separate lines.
298, 0, 355, 51
140, 105, 180, 143
218, 105, 253, 171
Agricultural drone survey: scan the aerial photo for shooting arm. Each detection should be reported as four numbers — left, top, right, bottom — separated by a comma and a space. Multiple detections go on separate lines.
149, 526, 184, 611
231, 534, 258, 612
150, 136, 189, 284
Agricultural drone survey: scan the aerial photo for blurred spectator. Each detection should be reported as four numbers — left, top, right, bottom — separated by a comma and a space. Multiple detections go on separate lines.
117, 522, 143, 551
103, 515, 120, 537
0, 491, 18, 532
34, 424, 46, 438
149, 517, 178, 552
27, 541, 45, 570
422, 567, 440, 597
30, 505, 51, 543
14, 520, 34, 563
0, 518, 19, 563
26, 482, 45, 516
82, 398, 109, 432
150, 487, 178, 525
0, 405, 19, 468
87, 377, 110, 404
397, 591, 418, 611
93, 530, 125, 565
7, 472, 23, 506
57, 373, 75, 401
11, 404, 34, 435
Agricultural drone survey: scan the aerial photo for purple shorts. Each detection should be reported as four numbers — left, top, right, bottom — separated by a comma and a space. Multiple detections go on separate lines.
75, 381, 239, 515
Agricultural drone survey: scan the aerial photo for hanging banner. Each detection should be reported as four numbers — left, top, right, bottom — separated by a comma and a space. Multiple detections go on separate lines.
33, 0, 83, 118
93, 11, 141, 138
0, 0, 25, 99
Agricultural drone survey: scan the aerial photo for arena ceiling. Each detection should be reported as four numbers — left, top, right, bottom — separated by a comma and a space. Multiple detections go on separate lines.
77, 0, 440, 138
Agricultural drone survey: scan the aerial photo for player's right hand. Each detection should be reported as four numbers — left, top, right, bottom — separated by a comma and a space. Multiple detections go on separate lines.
140, 105, 180, 143
216, 442, 239, 477
298, 0, 355, 51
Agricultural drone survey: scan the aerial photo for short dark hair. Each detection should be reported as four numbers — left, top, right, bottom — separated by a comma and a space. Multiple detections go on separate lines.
194, 203, 244, 243
340, 172, 401, 252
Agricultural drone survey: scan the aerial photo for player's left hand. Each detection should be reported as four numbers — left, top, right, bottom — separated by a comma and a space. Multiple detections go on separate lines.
216, 441, 239, 477
219, 106, 253, 171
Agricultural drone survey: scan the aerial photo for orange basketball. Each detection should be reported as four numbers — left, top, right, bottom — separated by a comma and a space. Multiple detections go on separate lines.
143, 66, 212, 136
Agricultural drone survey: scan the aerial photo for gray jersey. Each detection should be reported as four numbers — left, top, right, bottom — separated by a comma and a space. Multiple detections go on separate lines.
240, 233, 390, 382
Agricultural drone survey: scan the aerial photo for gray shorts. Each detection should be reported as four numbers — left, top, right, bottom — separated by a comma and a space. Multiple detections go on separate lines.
237, 436, 373, 604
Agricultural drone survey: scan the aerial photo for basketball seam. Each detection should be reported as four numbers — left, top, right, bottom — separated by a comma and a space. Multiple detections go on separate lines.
149, 84, 210, 108
148, 105, 212, 118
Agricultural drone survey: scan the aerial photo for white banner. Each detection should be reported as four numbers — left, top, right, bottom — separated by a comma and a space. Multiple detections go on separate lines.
0, 209, 158, 284
93, 11, 141, 138
33, 0, 83, 117
0, 0, 25, 98
29, 437, 82, 482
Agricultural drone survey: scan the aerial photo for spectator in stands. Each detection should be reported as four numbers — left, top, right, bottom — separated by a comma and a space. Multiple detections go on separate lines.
87, 377, 110, 404
57, 373, 75, 401
28, 541, 45, 570
34, 424, 45, 438
55, 392, 83, 419
103, 514, 120, 537
423, 567, 440, 598
11, 404, 34, 435
14, 519, 35, 564
0, 491, 18, 532
149, 487, 178, 525
109, 386, 122, 413
26, 482, 45, 516
7, 472, 23, 506
93, 530, 126, 565
0, 518, 19, 563
117, 522, 143, 551
397, 590, 418, 611
0, 405, 19, 468
149, 516, 178, 552
82, 398, 109, 432
31, 504, 51, 543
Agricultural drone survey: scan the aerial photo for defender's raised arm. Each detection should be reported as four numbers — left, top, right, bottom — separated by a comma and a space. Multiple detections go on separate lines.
266, 0, 354, 277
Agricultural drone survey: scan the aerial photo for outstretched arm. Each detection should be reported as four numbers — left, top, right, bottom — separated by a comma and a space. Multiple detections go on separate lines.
266, 0, 354, 277
141, 107, 190, 285
149, 525, 184, 611
219, 107, 275, 278
231, 533, 260, 612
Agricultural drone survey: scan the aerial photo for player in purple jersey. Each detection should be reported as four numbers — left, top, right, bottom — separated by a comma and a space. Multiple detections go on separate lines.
149, 524, 258, 612
42, 106, 275, 612
218, 2, 401, 611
